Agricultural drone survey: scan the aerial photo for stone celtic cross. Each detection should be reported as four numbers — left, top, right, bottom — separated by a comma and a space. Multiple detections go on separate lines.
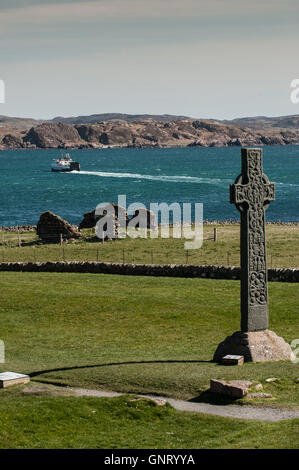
213, 148, 291, 362
230, 148, 275, 332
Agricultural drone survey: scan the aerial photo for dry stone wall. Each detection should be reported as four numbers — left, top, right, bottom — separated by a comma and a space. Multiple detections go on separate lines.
0, 262, 298, 282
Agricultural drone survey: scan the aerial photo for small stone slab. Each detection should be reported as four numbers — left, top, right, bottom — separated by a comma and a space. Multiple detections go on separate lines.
255, 383, 263, 391
221, 354, 244, 365
210, 379, 252, 398
0, 372, 30, 388
248, 392, 272, 399
130, 397, 166, 406
265, 377, 279, 383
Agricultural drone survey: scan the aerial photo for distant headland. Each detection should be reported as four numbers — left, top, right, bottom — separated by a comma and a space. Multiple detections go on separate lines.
1, 112, 299, 150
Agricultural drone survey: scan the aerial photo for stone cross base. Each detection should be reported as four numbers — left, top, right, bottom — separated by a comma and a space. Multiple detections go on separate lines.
213, 330, 292, 363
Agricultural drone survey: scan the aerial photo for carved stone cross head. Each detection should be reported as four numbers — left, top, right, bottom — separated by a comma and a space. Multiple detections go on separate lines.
230, 148, 275, 212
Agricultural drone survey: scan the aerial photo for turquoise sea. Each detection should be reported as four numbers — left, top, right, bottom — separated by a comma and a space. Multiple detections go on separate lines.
0, 146, 298, 226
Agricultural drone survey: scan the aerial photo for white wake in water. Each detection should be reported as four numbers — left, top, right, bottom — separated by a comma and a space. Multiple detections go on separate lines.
70, 170, 227, 185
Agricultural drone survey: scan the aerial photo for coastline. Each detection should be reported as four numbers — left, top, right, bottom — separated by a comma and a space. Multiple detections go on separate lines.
1, 119, 299, 151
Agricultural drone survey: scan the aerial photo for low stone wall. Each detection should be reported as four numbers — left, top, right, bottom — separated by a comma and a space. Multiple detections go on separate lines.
0, 261, 298, 282
0, 225, 36, 232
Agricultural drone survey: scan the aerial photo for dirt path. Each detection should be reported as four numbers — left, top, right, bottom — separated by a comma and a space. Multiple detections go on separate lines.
66, 387, 299, 422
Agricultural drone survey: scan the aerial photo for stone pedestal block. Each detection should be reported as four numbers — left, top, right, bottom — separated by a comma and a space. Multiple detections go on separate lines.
213, 330, 292, 363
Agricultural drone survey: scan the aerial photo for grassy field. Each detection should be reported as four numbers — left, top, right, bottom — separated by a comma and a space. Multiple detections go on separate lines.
0, 271, 298, 408
0, 269, 298, 449
1, 223, 299, 267
0, 390, 298, 449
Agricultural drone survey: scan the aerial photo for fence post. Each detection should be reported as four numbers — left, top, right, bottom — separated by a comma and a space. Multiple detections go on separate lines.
18, 231, 21, 248
122, 248, 125, 265
151, 250, 154, 264
34, 246, 36, 263
96, 247, 99, 262
60, 233, 63, 246
213, 228, 217, 242
186, 250, 189, 265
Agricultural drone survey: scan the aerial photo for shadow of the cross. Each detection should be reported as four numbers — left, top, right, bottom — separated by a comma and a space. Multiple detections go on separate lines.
189, 390, 240, 406
29, 359, 212, 378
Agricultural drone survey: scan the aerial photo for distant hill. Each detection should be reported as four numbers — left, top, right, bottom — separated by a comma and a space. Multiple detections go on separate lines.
223, 114, 299, 130
52, 113, 193, 124
0, 115, 45, 129
1, 112, 299, 129
51, 112, 299, 130
1, 112, 299, 150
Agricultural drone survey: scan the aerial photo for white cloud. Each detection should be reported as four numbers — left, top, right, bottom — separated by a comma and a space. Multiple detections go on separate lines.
2, 33, 298, 119
1, 0, 298, 118
0, 0, 298, 31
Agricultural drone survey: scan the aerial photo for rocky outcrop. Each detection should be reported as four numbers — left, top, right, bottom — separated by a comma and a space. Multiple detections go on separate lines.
78, 209, 100, 230
1, 117, 299, 150
79, 204, 129, 240
23, 122, 83, 148
37, 211, 81, 243
79, 205, 157, 236
1, 134, 24, 149
129, 208, 158, 230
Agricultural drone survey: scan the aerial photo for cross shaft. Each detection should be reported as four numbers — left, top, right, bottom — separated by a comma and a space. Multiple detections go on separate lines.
230, 148, 275, 332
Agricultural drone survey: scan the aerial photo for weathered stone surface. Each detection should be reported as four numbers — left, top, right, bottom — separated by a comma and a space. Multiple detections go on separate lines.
230, 148, 275, 332
213, 330, 292, 362
37, 211, 81, 243
255, 383, 263, 390
23, 122, 82, 148
129, 208, 158, 231
1, 134, 24, 149
210, 379, 252, 398
79, 204, 128, 240
80, 205, 159, 238
78, 209, 99, 229
79, 204, 128, 230
213, 149, 293, 363
265, 377, 279, 383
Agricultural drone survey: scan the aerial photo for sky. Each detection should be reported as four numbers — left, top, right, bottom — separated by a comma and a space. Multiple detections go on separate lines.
0, 0, 299, 120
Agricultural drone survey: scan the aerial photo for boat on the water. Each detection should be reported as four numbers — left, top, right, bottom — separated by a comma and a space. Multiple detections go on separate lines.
51, 153, 80, 172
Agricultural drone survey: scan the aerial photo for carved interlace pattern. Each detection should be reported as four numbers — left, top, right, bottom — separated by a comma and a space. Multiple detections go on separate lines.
232, 150, 275, 306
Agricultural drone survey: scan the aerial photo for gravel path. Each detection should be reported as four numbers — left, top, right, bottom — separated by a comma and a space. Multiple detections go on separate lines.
68, 387, 299, 422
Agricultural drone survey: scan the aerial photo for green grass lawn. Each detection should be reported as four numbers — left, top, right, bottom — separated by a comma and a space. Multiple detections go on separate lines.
1, 223, 299, 267
0, 391, 298, 449
0, 272, 298, 407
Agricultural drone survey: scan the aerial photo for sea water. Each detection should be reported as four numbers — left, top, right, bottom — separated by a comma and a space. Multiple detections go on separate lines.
0, 146, 298, 226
